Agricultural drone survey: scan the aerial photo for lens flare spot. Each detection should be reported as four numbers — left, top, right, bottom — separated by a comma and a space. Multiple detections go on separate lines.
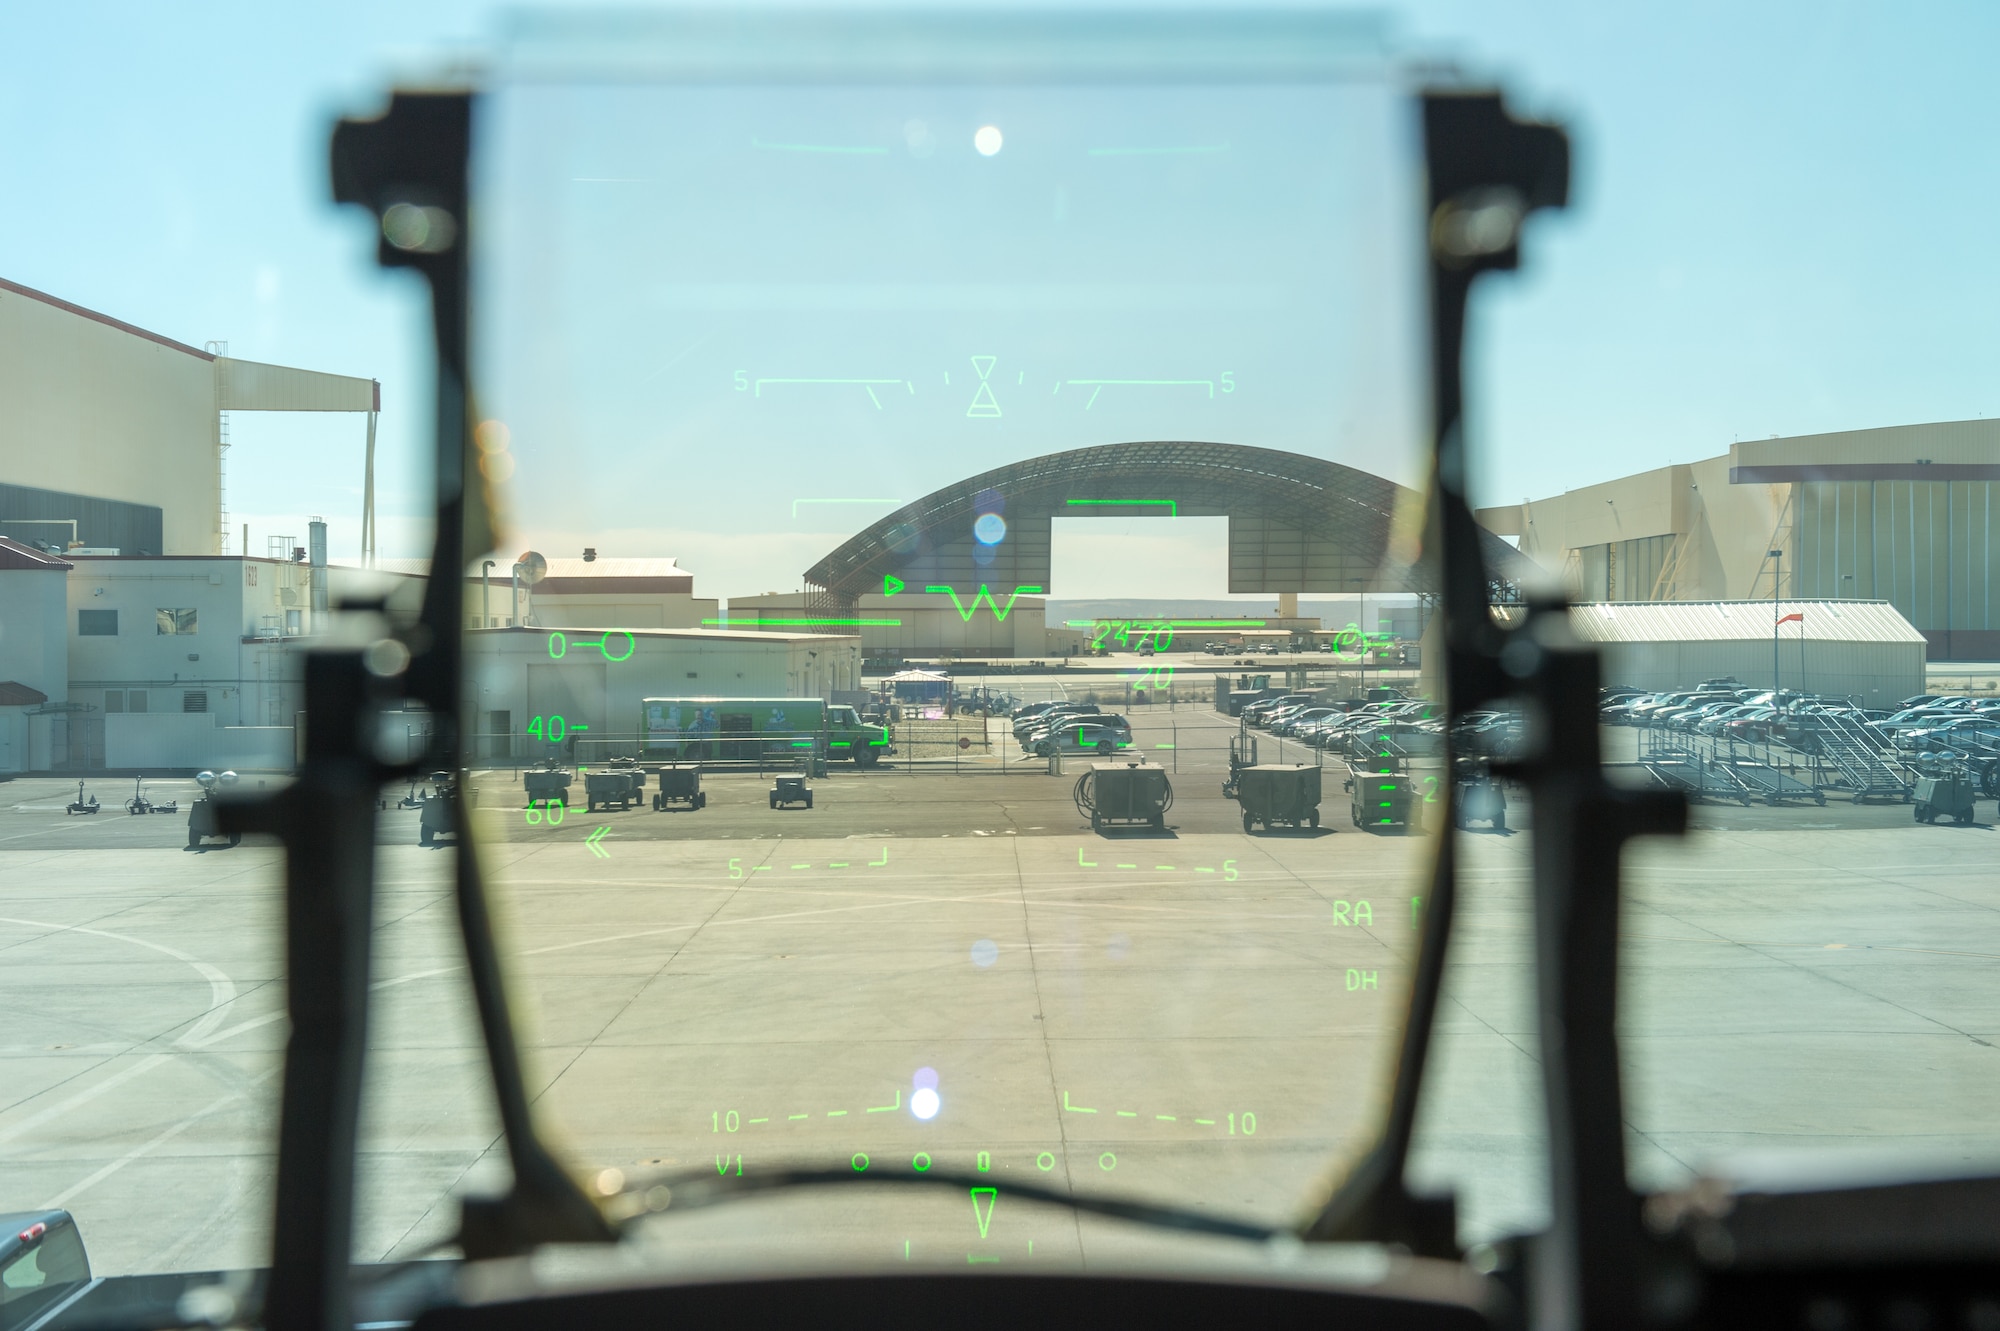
911, 1087, 942, 1120
970, 938, 999, 967
973, 513, 1007, 545
974, 125, 1003, 157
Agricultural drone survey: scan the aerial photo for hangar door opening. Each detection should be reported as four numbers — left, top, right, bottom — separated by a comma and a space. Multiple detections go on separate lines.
1049, 516, 1234, 601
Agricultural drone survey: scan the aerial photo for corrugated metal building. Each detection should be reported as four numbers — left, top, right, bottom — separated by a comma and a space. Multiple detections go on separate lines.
1475, 418, 2000, 661
1556, 599, 1925, 703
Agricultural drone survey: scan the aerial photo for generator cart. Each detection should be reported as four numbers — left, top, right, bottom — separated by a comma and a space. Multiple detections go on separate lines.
1075, 761, 1173, 832
1233, 763, 1321, 833
652, 764, 706, 811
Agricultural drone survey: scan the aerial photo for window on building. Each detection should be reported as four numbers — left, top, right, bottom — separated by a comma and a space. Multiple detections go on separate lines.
78, 609, 118, 636
183, 691, 208, 714
128, 690, 148, 714
103, 690, 124, 713
155, 608, 197, 635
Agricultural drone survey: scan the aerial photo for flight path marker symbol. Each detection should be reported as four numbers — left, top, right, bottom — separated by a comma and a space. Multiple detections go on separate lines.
970, 1187, 998, 1238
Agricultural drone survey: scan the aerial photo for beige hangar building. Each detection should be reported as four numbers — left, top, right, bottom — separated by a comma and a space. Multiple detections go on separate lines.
1477, 419, 2000, 662
0, 276, 852, 773
0, 276, 380, 558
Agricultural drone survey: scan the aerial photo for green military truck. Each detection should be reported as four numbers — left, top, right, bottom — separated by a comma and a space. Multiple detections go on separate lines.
640, 697, 892, 766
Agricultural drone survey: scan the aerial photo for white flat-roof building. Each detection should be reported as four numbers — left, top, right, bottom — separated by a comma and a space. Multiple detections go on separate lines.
333, 552, 718, 632
528, 554, 719, 630
1510, 599, 1927, 704
63, 553, 320, 770
463, 625, 860, 760
0, 538, 71, 773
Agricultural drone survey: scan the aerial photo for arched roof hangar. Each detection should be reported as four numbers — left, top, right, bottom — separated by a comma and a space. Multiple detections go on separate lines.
804, 440, 1521, 601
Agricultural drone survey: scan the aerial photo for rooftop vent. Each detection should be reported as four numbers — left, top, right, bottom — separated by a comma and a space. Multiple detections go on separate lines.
582, 547, 597, 562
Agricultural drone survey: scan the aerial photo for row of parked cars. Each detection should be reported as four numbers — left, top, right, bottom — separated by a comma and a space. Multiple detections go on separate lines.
1863, 696, 2000, 755
1601, 681, 1832, 742
1009, 701, 1135, 756
1240, 692, 1446, 759
1602, 681, 2000, 758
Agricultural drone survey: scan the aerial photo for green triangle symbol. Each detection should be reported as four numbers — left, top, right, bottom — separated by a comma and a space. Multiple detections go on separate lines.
970, 356, 997, 380
970, 1187, 997, 1238
966, 381, 1002, 418
883, 574, 904, 597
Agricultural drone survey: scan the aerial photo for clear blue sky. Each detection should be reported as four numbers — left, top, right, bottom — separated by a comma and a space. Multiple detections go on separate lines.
4, 2, 1994, 588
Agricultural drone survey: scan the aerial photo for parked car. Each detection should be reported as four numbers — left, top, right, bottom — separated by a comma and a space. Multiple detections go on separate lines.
1013, 702, 1099, 739
1866, 707, 1963, 740
1244, 694, 1312, 726
1601, 693, 1666, 724
1900, 719, 2000, 752
1719, 706, 1780, 740
1026, 720, 1134, 756
1273, 706, 1343, 737
1021, 713, 1131, 748
1694, 703, 1762, 735
1256, 703, 1312, 729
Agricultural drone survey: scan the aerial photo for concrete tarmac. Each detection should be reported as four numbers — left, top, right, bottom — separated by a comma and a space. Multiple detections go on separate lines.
3, 709, 1997, 1281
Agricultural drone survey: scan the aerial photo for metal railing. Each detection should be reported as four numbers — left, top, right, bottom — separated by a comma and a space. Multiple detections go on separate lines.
1633, 714, 1912, 803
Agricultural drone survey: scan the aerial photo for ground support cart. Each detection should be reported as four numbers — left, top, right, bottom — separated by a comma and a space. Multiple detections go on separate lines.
524, 763, 573, 808
186, 793, 240, 849
585, 760, 645, 813
419, 772, 458, 847
1076, 761, 1173, 831
1221, 735, 1259, 800
1915, 770, 1976, 825
187, 770, 243, 849
770, 775, 813, 809
652, 764, 706, 811
1233, 763, 1321, 833
1348, 764, 1415, 832
1453, 766, 1507, 830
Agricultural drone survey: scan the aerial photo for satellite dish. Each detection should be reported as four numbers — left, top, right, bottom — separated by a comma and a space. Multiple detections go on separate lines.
514, 550, 548, 585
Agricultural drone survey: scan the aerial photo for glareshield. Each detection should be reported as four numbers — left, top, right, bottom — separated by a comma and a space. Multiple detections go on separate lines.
358, 8, 1448, 1274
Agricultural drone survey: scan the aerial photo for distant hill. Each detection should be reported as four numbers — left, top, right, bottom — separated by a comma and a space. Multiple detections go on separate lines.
1046, 597, 1419, 626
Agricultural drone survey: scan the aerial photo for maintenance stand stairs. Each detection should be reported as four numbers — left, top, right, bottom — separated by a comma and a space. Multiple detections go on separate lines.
1798, 713, 1913, 803
1638, 727, 1828, 807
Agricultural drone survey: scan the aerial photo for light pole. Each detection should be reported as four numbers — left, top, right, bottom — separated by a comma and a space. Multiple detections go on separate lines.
1768, 549, 1784, 696
481, 560, 495, 629
1349, 577, 1367, 697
